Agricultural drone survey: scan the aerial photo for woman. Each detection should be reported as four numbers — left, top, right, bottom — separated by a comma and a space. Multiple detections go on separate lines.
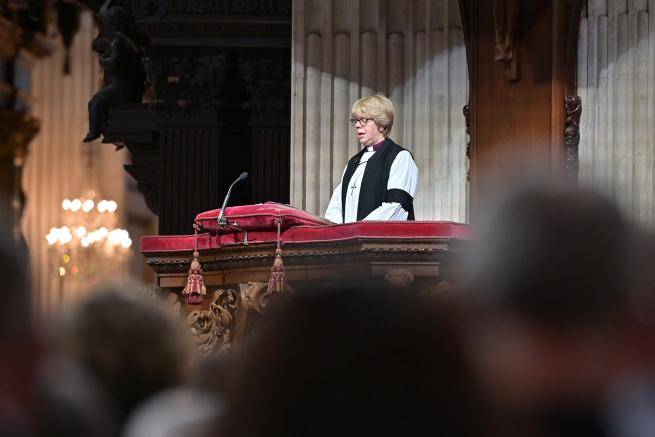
324, 95, 418, 223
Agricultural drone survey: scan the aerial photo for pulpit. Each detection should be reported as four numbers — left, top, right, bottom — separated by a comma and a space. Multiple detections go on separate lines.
141, 203, 472, 353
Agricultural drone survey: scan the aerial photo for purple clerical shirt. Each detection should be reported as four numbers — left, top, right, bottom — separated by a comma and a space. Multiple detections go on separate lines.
370, 139, 385, 151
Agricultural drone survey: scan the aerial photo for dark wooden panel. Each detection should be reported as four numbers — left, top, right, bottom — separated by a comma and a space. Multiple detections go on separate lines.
251, 126, 290, 204
160, 126, 222, 235
460, 0, 582, 218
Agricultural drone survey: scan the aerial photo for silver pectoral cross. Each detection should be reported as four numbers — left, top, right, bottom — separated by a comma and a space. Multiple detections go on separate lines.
350, 182, 357, 196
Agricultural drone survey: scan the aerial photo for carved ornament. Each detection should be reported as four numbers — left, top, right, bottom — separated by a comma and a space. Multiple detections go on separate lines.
564, 95, 581, 180
492, 0, 520, 81
239, 280, 290, 314
186, 288, 238, 354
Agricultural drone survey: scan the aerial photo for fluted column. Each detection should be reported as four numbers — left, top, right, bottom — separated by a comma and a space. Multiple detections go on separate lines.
578, 0, 655, 226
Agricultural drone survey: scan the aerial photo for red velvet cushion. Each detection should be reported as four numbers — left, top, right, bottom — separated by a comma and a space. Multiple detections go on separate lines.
195, 202, 332, 234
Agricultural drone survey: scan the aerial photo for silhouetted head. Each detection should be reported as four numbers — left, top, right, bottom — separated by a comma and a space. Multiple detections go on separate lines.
62, 287, 188, 421
471, 186, 633, 326
221, 283, 482, 436
465, 186, 645, 425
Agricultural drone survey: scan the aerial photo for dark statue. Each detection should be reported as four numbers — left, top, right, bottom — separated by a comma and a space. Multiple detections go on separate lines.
83, 0, 146, 142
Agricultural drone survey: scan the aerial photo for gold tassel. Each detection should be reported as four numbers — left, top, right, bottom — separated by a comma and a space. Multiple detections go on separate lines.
183, 225, 207, 305
268, 248, 289, 294
267, 219, 289, 294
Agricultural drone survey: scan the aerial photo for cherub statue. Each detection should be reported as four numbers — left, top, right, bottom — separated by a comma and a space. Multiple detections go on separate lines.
493, 0, 520, 62
83, 1, 146, 142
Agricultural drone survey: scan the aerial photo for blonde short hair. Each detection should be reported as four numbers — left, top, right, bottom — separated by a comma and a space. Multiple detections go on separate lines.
351, 95, 395, 138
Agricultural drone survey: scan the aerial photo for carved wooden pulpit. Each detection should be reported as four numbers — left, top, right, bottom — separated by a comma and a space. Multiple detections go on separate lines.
458, 0, 584, 219
141, 203, 472, 353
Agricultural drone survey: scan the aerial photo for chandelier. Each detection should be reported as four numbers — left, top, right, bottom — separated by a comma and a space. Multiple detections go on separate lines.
45, 190, 132, 279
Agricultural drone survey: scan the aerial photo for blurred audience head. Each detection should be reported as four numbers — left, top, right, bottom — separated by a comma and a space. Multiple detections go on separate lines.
190, 349, 235, 397
465, 184, 650, 427
471, 185, 632, 326
60, 285, 189, 422
33, 356, 118, 437
220, 282, 483, 437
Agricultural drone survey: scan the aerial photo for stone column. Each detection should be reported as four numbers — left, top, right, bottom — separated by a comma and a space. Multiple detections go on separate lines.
578, 0, 655, 227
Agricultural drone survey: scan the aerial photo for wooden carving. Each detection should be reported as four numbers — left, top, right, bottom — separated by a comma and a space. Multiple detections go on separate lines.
463, 104, 471, 182
239, 281, 271, 314
186, 288, 238, 354
564, 95, 582, 180
493, 0, 520, 81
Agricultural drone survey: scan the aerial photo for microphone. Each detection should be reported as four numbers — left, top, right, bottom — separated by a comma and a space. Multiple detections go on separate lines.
217, 172, 248, 227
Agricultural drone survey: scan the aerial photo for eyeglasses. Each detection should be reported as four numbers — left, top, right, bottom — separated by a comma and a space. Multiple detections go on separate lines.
349, 118, 372, 126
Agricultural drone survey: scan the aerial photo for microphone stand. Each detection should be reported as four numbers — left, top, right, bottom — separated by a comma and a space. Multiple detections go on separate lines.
217, 172, 248, 229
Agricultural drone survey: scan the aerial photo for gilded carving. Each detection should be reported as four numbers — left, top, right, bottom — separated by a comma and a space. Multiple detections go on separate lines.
187, 310, 215, 353
239, 279, 293, 316
186, 288, 238, 354
239, 281, 272, 314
